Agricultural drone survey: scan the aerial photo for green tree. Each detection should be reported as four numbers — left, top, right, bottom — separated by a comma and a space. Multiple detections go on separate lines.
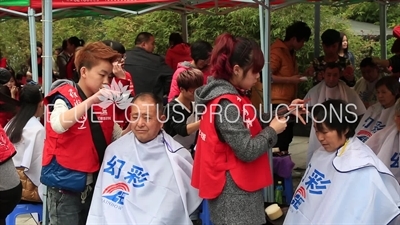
0, 3, 394, 97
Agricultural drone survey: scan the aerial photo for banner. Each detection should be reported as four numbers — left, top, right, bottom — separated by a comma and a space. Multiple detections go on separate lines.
0, 0, 29, 7
30, 0, 175, 9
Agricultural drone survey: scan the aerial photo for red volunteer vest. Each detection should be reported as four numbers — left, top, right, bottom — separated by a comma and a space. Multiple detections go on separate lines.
191, 94, 273, 199
0, 124, 16, 164
42, 84, 114, 173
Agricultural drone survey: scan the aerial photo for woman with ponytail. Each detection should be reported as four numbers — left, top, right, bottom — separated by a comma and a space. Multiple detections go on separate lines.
5, 84, 44, 203
191, 33, 306, 224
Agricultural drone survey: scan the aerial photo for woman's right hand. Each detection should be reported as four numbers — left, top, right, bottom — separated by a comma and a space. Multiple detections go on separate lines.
269, 116, 287, 134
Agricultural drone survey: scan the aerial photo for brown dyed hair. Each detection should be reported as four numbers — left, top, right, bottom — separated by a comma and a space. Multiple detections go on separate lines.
74, 42, 121, 72
177, 68, 204, 90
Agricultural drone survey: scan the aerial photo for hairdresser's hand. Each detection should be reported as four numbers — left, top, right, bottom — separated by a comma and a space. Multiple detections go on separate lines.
372, 57, 381, 64
112, 62, 126, 79
10, 86, 18, 99
343, 66, 354, 81
89, 88, 121, 105
288, 99, 309, 125
269, 116, 287, 134
288, 75, 303, 84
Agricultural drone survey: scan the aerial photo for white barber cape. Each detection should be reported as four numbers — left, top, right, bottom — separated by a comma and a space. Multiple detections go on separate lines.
284, 137, 400, 225
353, 77, 380, 107
355, 102, 396, 143
86, 131, 202, 225
366, 123, 400, 183
305, 80, 366, 163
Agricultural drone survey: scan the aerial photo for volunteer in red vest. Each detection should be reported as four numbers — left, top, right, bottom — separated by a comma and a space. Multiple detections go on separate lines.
191, 33, 306, 225
40, 42, 131, 225
0, 124, 22, 225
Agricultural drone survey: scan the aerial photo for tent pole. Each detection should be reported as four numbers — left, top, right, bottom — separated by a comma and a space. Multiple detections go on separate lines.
181, 13, 189, 42
41, 0, 53, 222
314, 3, 321, 58
28, 8, 38, 83
379, 2, 387, 59
259, 0, 274, 203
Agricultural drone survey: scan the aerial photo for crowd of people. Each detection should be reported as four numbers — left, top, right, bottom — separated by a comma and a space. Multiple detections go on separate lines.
0, 20, 400, 225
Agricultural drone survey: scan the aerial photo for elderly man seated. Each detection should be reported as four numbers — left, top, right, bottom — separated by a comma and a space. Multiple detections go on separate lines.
304, 62, 366, 163
86, 93, 202, 224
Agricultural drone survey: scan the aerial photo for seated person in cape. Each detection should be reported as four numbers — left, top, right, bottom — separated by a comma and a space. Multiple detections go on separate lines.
366, 99, 400, 183
284, 99, 400, 225
304, 62, 366, 163
86, 93, 202, 225
353, 57, 385, 109
355, 76, 399, 143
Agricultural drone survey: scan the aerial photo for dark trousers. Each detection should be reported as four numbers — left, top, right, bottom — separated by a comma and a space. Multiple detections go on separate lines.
272, 104, 295, 152
0, 182, 22, 225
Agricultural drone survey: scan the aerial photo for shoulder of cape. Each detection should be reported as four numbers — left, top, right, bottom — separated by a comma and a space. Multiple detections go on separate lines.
333, 138, 394, 175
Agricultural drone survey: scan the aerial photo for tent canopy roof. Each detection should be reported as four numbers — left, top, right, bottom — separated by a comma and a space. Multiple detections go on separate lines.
0, 0, 398, 19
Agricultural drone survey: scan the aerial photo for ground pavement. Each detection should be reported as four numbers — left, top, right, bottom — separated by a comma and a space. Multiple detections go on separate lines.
16, 136, 309, 225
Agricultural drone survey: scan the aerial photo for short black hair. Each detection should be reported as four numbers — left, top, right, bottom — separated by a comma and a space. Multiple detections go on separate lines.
375, 76, 400, 98
284, 21, 312, 42
132, 92, 164, 116
313, 99, 357, 138
321, 29, 341, 46
102, 40, 126, 54
359, 57, 377, 68
169, 33, 184, 46
190, 40, 212, 63
134, 32, 153, 45
324, 62, 341, 72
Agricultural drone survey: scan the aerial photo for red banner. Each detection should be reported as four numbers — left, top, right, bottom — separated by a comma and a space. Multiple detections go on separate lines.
30, 0, 176, 9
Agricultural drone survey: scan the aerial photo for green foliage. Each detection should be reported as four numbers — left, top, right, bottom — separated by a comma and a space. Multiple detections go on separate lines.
0, 3, 394, 97
339, 2, 400, 28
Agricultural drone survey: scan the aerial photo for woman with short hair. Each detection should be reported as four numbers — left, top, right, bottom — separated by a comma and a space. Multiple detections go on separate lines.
284, 99, 400, 225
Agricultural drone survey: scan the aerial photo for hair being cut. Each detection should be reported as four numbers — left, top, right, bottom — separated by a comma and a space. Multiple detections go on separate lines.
313, 99, 357, 138
74, 42, 121, 72
210, 33, 264, 80
375, 76, 400, 99
133, 92, 164, 116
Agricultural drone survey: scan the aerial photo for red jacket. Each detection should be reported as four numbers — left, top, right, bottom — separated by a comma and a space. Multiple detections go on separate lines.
0, 111, 13, 128
0, 124, 16, 164
191, 94, 272, 199
42, 83, 115, 172
0, 58, 7, 68
165, 43, 192, 71
65, 55, 75, 80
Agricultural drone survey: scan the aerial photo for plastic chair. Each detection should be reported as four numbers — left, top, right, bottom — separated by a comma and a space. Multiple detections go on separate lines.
6, 203, 43, 225
199, 200, 213, 225
284, 175, 294, 205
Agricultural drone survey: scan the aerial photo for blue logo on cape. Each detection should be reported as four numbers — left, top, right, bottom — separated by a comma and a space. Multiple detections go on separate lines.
102, 182, 130, 206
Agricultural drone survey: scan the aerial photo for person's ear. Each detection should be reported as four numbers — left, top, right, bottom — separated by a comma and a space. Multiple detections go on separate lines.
80, 67, 87, 79
233, 65, 242, 76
